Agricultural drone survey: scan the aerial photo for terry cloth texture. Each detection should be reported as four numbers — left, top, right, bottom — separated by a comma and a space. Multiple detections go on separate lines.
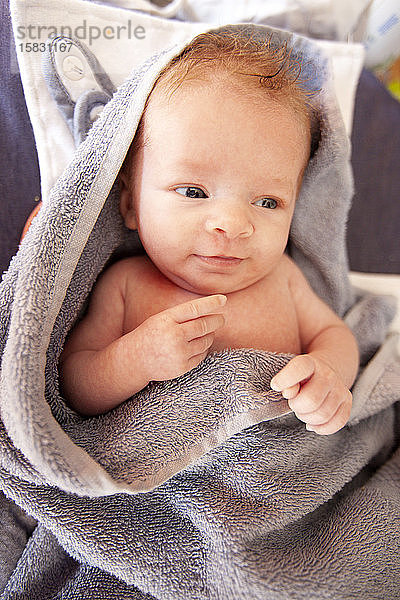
0, 24, 399, 599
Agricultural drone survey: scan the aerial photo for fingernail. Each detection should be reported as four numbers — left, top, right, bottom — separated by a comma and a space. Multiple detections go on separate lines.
306, 424, 316, 432
217, 295, 227, 305
270, 379, 280, 391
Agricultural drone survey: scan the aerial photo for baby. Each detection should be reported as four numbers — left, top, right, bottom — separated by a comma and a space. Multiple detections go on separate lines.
60, 30, 359, 434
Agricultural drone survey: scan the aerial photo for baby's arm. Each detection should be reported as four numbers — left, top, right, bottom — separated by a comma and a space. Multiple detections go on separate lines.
60, 260, 226, 416
270, 259, 359, 435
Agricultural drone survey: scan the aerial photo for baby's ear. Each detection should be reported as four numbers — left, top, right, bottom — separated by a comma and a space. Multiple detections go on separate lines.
118, 172, 137, 230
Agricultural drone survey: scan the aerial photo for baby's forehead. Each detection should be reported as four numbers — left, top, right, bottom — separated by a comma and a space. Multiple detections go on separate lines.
142, 73, 311, 142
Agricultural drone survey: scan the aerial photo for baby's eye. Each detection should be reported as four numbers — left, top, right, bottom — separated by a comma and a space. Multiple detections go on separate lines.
175, 186, 207, 199
253, 197, 278, 209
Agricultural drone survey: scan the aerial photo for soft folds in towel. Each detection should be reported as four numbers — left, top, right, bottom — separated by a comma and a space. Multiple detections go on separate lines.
0, 23, 400, 600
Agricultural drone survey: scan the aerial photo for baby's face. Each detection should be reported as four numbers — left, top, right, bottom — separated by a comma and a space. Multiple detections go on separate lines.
122, 77, 310, 295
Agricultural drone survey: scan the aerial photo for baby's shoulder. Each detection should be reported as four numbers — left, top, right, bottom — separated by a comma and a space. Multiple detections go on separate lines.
275, 254, 301, 280
275, 254, 310, 292
103, 254, 153, 280
92, 254, 150, 297
278, 254, 317, 303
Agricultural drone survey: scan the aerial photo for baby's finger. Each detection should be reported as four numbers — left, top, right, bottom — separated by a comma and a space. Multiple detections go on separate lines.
186, 350, 210, 372
293, 388, 342, 425
188, 332, 215, 355
182, 313, 225, 341
281, 383, 300, 400
169, 295, 227, 323
270, 355, 315, 392
306, 394, 352, 435
287, 374, 332, 415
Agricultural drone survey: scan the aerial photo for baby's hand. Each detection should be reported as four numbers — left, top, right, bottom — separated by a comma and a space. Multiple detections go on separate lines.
270, 355, 352, 435
138, 294, 226, 383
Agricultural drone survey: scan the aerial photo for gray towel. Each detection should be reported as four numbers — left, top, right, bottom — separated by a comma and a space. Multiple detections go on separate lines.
0, 24, 399, 599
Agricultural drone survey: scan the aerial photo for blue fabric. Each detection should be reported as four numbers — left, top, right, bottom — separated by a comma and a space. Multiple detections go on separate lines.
349, 69, 400, 274
0, 0, 41, 277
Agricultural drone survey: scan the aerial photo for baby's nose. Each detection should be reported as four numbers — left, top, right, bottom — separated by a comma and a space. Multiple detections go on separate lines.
205, 203, 254, 239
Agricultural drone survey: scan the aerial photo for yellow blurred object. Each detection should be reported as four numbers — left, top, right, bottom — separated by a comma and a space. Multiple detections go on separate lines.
363, 0, 400, 101
373, 56, 400, 101
387, 56, 400, 100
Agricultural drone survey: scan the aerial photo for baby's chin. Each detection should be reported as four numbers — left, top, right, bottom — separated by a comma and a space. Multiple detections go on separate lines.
160, 270, 262, 297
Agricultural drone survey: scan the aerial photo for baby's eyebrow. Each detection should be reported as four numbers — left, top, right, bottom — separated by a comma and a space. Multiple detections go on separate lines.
170, 159, 293, 184
166, 157, 297, 198
253, 177, 296, 197
260, 176, 293, 189
170, 157, 213, 172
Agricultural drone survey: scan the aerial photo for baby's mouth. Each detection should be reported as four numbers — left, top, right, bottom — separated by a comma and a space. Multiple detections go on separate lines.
194, 254, 244, 267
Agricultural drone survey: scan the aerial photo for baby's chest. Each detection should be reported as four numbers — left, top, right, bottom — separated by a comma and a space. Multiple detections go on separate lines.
126, 277, 301, 356
210, 289, 301, 354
